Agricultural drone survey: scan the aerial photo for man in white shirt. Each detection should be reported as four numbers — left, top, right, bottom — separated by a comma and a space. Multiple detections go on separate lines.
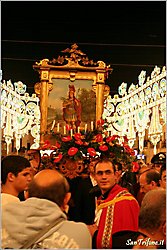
1, 155, 32, 207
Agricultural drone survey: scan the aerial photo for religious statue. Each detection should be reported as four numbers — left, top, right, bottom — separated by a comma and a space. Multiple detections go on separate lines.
63, 85, 81, 129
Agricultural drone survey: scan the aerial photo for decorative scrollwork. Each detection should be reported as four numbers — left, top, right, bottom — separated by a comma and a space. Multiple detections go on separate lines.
103, 66, 166, 153
1, 80, 40, 153
48, 43, 98, 67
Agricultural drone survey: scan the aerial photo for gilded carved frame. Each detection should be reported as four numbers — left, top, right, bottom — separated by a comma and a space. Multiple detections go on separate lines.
33, 44, 112, 145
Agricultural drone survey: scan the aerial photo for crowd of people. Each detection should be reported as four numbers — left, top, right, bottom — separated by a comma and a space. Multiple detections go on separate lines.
1, 151, 166, 249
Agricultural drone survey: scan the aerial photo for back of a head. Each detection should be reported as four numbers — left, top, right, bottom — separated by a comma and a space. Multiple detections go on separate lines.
1, 155, 31, 184
28, 169, 69, 207
145, 169, 160, 186
139, 188, 166, 232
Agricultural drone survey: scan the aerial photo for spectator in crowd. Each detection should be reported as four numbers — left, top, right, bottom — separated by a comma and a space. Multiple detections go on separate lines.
151, 152, 166, 172
1, 155, 32, 207
133, 188, 166, 249
68, 158, 100, 224
136, 165, 151, 206
115, 162, 123, 184
2, 169, 92, 249
18, 150, 41, 201
159, 163, 166, 189
88, 159, 139, 249
119, 170, 138, 197
112, 188, 166, 249
139, 169, 160, 195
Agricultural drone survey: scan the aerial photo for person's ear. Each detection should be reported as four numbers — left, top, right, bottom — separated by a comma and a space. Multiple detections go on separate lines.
162, 221, 166, 236
7, 172, 15, 182
115, 171, 119, 178
64, 192, 71, 205
150, 180, 157, 187
61, 192, 71, 213
115, 171, 120, 181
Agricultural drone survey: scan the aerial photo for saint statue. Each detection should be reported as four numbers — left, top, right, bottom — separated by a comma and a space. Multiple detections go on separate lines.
63, 85, 81, 129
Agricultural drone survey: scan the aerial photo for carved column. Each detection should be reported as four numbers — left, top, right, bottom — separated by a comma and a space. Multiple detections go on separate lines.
40, 70, 49, 146
96, 83, 105, 122
96, 69, 106, 122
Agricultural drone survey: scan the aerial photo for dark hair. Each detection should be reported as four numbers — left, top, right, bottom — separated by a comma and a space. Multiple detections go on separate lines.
160, 163, 166, 179
151, 152, 166, 164
139, 189, 166, 232
145, 170, 160, 186
1, 155, 31, 184
28, 174, 70, 206
94, 158, 116, 173
119, 171, 137, 196
114, 162, 123, 172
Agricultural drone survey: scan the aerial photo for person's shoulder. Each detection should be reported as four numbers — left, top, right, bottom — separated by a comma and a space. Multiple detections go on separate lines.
63, 220, 90, 235
1, 193, 20, 207
62, 221, 92, 248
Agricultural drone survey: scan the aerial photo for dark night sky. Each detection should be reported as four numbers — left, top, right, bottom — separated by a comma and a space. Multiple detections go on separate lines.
1, 1, 166, 95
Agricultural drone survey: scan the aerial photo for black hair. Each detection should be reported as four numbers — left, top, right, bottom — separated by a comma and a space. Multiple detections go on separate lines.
145, 170, 160, 186
1, 155, 31, 184
94, 158, 116, 173
114, 162, 123, 171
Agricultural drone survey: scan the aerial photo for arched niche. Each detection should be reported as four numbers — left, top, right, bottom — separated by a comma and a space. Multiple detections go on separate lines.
33, 43, 112, 145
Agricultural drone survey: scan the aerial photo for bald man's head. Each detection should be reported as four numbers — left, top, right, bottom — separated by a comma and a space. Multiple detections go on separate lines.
139, 188, 166, 233
28, 169, 69, 207
34, 169, 65, 187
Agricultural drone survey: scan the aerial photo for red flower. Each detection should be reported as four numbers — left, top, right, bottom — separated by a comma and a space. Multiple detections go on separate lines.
106, 135, 119, 143
123, 136, 129, 143
50, 141, 61, 150
132, 162, 140, 172
124, 144, 131, 152
62, 136, 72, 142
68, 147, 78, 156
42, 140, 51, 149
95, 134, 103, 142
123, 144, 135, 156
55, 142, 61, 149
54, 154, 63, 163
87, 148, 97, 157
50, 145, 57, 150
75, 140, 83, 145
74, 133, 82, 141
106, 136, 112, 143
97, 119, 104, 126
129, 148, 135, 156
83, 142, 89, 146
99, 145, 108, 151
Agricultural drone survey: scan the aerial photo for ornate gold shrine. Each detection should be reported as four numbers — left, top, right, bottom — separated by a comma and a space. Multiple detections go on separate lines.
59, 158, 84, 179
33, 43, 112, 145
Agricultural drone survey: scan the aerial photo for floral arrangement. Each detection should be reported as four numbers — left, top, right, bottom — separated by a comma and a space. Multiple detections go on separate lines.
40, 119, 137, 171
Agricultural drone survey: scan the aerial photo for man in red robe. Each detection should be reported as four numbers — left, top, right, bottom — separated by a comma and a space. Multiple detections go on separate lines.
91, 159, 139, 249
